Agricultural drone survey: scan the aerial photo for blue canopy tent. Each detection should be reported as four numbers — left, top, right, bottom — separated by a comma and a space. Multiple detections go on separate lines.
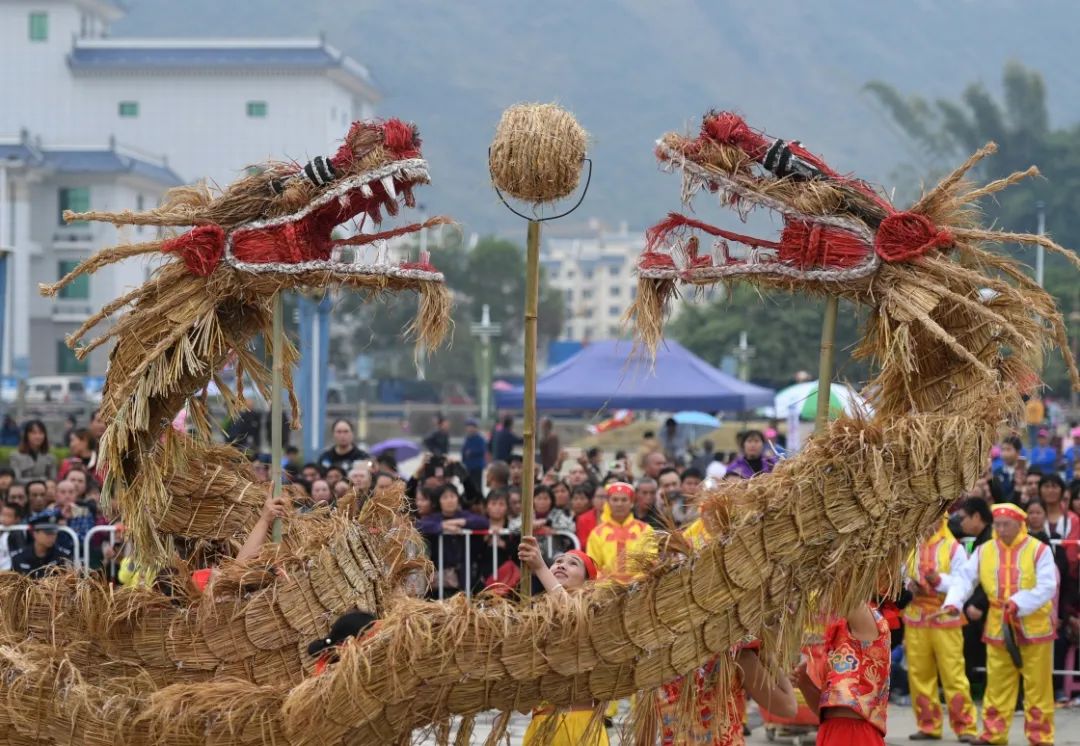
494, 340, 774, 411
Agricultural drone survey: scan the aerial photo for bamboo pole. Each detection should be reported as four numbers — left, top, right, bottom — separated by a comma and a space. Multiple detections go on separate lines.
519, 219, 541, 597
815, 296, 839, 432
270, 292, 284, 543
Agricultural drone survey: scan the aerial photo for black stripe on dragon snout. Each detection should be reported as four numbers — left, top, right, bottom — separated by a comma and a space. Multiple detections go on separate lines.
303, 156, 337, 187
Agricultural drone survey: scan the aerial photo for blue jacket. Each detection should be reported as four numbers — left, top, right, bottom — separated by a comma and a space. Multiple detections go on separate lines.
461, 433, 487, 471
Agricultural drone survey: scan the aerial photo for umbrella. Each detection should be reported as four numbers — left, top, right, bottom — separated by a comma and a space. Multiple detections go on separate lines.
673, 411, 721, 429
772, 380, 867, 422
369, 438, 421, 462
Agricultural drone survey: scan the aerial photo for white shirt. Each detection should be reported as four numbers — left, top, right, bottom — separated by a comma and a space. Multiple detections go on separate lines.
943, 536, 1058, 617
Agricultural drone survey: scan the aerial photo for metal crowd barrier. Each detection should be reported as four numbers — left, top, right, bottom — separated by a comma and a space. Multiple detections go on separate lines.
0, 524, 83, 568
85, 524, 122, 576
428, 529, 580, 601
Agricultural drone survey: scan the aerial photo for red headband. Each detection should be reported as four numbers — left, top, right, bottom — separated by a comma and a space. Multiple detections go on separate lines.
992, 503, 1026, 523
565, 549, 598, 580
606, 481, 634, 499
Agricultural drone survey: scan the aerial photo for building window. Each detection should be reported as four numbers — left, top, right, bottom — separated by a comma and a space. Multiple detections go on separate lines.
582, 289, 593, 300
610, 285, 621, 296
583, 309, 594, 319
58, 187, 90, 225
246, 101, 268, 118
29, 12, 48, 41
563, 289, 573, 303
118, 101, 138, 118
136, 194, 145, 233
609, 305, 621, 317
57, 341, 88, 374
57, 261, 90, 300
584, 269, 594, 280
609, 265, 620, 276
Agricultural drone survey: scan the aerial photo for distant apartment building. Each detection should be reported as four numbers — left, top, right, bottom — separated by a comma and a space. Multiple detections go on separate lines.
0, 0, 379, 376
542, 221, 640, 342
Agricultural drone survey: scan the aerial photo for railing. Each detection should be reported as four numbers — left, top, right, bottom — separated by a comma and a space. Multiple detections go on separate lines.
426, 529, 580, 601
0, 524, 82, 568
85, 524, 121, 576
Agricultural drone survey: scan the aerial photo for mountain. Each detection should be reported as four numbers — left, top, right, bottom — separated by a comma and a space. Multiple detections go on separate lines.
114, 0, 1080, 235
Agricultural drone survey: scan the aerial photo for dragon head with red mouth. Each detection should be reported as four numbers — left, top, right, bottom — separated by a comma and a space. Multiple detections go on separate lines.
644, 111, 955, 286
630, 109, 1080, 415
156, 118, 448, 281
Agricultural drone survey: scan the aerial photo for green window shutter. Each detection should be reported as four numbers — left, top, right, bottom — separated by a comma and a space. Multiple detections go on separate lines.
57, 261, 90, 300
246, 101, 268, 118
29, 12, 48, 42
57, 341, 88, 374
59, 187, 91, 226
118, 101, 139, 117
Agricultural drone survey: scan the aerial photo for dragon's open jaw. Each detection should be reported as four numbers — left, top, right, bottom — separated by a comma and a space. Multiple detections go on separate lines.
225, 157, 446, 282
643, 132, 881, 285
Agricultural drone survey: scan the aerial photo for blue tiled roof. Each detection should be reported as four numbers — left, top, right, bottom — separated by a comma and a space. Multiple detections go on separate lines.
68, 43, 376, 95
41, 150, 182, 185
0, 143, 36, 162
71, 45, 336, 70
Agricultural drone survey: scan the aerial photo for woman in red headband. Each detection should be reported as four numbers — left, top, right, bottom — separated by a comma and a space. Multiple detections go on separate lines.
518, 537, 606, 745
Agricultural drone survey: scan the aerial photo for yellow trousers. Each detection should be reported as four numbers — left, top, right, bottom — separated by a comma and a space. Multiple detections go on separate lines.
905, 625, 977, 738
523, 710, 609, 746
980, 641, 1054, 745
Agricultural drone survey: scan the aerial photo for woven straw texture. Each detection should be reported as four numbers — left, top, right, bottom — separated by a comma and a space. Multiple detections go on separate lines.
5, 113, 1078, 745
488, 103, 587, 204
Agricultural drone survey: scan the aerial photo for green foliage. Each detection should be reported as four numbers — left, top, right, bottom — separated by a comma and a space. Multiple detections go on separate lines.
330, 233, 564, 396
865, 61, 1080, 395
668, 288, 870, 390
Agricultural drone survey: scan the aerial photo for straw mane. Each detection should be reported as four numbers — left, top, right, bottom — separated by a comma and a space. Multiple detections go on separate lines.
3, 118, 1079, 745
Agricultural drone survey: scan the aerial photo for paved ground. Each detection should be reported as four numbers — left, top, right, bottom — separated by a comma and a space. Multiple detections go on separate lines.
416, 701, 1080, 744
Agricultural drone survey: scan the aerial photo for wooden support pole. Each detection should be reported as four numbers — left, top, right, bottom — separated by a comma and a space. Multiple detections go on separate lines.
519, 219, 541, 597
815, 296, 839, 432
271, 292, 284, 543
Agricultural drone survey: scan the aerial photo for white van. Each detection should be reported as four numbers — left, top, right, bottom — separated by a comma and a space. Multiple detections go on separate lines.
23, 376, 88, 404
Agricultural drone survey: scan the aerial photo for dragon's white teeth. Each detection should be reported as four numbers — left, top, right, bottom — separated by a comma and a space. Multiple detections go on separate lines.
381, 176, 397, 201
360, 184, 374, 198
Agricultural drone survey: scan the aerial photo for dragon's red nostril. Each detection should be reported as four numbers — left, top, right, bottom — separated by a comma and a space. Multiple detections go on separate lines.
875, 211, 953, 263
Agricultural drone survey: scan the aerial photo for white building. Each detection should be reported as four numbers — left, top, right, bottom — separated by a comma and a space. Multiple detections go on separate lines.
542, 221, 643, 342
1, 133, 181, 377
0, 0, 379, 376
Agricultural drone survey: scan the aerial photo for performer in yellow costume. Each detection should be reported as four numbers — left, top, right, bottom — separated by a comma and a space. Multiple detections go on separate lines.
903, 518, 977, 741
942, 503, 1058, 745
586, 481, 655, 582
518, 536, 608, 746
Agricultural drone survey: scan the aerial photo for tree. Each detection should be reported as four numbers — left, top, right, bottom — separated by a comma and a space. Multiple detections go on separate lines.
328, 233, 564, 398
668, 288, 869, 390
866, 61, 1080, 395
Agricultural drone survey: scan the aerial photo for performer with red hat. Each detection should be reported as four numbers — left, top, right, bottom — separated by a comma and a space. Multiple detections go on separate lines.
941, 502, 1058, 745
518, 536, 607, 745
586, 481, 655, 583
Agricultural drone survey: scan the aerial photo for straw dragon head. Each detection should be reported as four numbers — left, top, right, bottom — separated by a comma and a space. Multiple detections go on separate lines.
154, 118, 446, 281
642, 111, 955, 288
631, 110, 1080, 411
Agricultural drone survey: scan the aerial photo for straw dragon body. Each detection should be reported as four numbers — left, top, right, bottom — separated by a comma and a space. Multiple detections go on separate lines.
1, 112, 1078, 745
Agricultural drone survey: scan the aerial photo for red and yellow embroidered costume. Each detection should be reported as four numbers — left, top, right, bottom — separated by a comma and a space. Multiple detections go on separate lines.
817, 608, 890, 745
903, 519, 977, 739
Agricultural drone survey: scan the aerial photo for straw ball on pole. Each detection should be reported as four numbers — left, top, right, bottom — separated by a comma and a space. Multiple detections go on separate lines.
489, 103, 587, 204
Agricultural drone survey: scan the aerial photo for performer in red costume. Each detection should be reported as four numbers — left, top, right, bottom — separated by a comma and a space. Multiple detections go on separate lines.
795, 602, 891, 746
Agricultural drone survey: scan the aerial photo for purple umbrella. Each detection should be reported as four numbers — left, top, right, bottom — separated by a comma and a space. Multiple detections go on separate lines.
369, 438, 421, 463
